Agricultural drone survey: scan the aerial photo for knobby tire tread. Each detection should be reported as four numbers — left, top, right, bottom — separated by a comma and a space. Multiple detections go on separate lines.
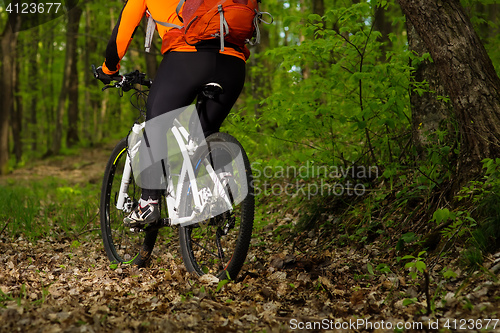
178, 132, 254, 280
100, 138, 158, 267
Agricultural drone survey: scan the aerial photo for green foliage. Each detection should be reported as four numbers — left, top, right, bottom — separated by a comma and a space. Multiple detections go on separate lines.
216, 278, 230, 293
0, 177, 99, 241
396, 232, 416, 252
234, 2, 412, 169
441, 267, 458, 280
461, 247, 483, 271
402, 251, 427, 280
402, 297, 418, 306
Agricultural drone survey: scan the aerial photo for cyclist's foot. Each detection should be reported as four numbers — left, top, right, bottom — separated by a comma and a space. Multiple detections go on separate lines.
123, 199, 160, 227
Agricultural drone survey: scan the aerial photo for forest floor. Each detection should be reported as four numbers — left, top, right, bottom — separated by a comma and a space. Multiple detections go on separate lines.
0, 145, 500, 332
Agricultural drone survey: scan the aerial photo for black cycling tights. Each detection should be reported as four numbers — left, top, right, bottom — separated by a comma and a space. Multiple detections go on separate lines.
141, 51, 246, 200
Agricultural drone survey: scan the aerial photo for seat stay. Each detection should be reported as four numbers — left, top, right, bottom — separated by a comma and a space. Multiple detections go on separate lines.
204, 160, 233, 209
169, 125, 203, 217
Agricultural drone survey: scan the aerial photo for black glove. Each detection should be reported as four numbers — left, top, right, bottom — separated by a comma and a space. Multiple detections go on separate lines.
94, 65, 120, 84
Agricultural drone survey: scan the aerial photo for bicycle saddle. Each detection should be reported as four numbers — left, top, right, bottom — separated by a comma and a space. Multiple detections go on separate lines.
201, 83, 223, 99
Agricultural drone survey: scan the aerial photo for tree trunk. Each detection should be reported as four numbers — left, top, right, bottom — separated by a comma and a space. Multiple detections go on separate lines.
83, 4, 100, 144
52, 53, 70, 154
29, 27, 40, 151
66, 5, 83, 148
13, 50, 22, 164
0, 15, 20, 174
373, 4, 391, 56
373, 4, 403, 58
43, 26, 56, 154
53, 4, 81, 154
407, 22, 451, 157
398, 0, 500, 184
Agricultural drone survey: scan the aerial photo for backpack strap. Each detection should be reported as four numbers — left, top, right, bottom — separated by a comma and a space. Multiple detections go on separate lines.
176, 0, 186, 23
145, 9, 183, 52
218, 4, 229, 51
247, 11, 273, 46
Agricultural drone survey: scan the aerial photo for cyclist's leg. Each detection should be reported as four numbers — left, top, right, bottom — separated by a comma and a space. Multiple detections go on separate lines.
139, 51, 245, 198
197, 53, 246, 173
196, 53, 246, 137
139, 52, 203, 202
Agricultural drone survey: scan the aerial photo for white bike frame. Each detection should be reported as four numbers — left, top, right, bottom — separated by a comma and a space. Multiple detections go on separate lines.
115, 119, 232, 227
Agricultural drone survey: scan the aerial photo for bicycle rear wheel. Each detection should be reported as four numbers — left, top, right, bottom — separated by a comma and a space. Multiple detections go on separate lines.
100, 138, 157, 266
178, 132, 254, 280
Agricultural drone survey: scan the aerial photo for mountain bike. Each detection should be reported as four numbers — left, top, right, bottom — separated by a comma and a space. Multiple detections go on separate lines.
93, 66, 254, 280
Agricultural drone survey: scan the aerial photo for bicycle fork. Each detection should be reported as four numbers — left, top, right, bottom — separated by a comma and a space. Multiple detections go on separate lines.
116, 154, 133, 212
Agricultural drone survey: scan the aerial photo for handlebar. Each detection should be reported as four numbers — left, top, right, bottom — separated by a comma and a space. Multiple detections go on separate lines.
91, 64, 152, 92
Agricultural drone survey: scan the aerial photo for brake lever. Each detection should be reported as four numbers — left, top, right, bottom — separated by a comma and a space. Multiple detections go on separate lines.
115, 75, 126, 86
91, 64, 98, 78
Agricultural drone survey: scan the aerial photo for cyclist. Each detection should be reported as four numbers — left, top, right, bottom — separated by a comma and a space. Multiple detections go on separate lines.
95, 0, 248, 227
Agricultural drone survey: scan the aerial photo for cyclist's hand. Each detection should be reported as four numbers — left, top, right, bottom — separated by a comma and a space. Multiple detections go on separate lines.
94, 65, 120, 84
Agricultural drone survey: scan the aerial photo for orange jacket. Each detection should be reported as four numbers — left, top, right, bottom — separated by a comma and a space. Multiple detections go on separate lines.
102, 0, 248, 75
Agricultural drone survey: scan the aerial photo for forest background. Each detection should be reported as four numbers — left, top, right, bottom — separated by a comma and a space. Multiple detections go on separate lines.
1, 0, 500, 330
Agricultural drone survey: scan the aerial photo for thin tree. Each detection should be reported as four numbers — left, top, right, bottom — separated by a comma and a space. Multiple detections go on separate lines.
66, 4, 83, 148
0, 13, 21, 174
52, 3, 82, 154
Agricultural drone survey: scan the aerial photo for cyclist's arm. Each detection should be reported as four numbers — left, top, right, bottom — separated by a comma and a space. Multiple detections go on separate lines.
102, 0, 147, 75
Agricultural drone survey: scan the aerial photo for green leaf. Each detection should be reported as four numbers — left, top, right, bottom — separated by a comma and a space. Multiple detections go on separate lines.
357, 121, 367, 130
70, 240, 81, 249
401, 255, 415, 260
401, 232, 416, 243
376, 263, 391, 274
308, 14, 322, 22
405, 262, 415, 269
442, 268, 457, 279
216, 279, 230, 292
415, 261, 426, 273
432, 208, 451, 225
367, 262, 374, 275
403, 298, 417, 306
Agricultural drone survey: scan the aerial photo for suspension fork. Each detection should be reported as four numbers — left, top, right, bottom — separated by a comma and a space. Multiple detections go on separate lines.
116, 153, 132, 211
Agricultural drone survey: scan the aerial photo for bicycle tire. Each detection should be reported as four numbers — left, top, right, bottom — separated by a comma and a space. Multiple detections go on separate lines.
178, 132, 254, 280
100, 138, 158, 267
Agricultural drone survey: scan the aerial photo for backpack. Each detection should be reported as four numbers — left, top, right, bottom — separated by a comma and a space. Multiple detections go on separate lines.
145, 0, 272, 56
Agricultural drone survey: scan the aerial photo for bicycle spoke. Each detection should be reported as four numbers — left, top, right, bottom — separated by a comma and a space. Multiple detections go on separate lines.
215, 227, 225, 262
190, 238, 220, 258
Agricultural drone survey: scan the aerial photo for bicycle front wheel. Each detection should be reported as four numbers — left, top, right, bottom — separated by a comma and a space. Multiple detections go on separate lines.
100, 138, 157, 267
178, 132, 254, 280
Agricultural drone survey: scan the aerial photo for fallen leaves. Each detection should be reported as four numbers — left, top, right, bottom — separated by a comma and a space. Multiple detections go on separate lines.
1, 222, 500, 332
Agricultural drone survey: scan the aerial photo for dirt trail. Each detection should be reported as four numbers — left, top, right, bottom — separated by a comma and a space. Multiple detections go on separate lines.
1, 147, 500, 332
0, 144, 112, 186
